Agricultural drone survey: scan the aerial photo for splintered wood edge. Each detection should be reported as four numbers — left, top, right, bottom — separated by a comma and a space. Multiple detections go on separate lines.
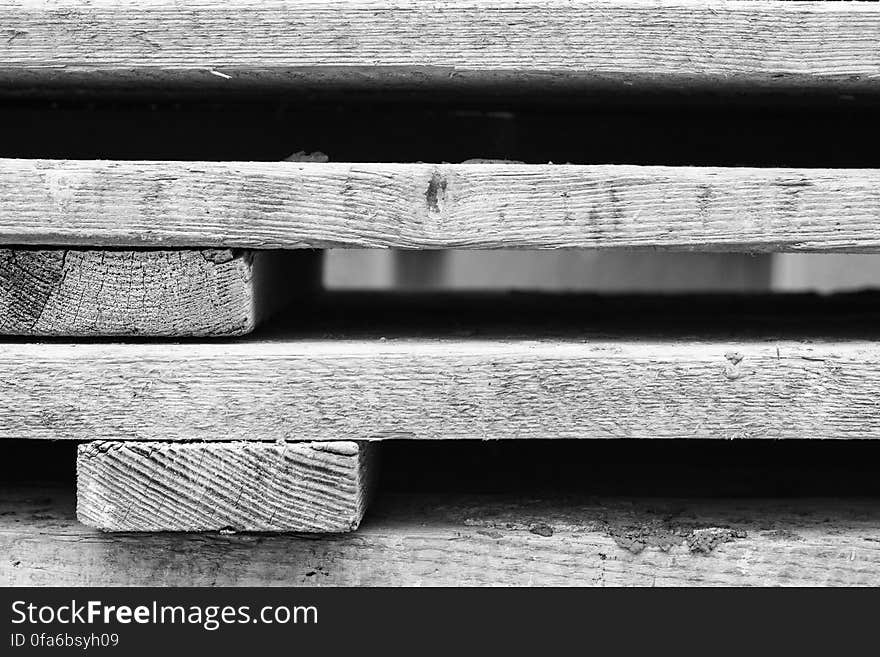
0, 248, 321, 336
7, 486, 880, 586
2, 161, 880, 251
76, 441, 376, 532
0, 1, 879, 92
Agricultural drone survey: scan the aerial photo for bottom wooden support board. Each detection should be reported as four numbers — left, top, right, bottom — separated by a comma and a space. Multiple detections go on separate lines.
5, 486, 880, 586
77, 441, 374, 532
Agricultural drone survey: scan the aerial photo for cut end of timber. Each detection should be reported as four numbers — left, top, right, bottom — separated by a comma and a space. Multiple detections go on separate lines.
0, 249, 319, 337
76, 441, 376, 532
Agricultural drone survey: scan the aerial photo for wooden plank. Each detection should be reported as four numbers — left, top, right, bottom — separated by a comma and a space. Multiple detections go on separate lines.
0, 1, 879, 93
4, 486, 880, 586
3, 291, 880, 440
0, 249, 320, 336
77, 441, 375, 532
3, 160, 880, 251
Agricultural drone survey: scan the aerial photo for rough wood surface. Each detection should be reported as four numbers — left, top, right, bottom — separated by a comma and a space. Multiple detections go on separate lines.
0, 249, 257, 336
77, 441, 374, 532
0, 1, 879, 93
2, 160, 880, 251
4, 291, 880, 440
4, 486, 880, 586
0, 249, 321, 336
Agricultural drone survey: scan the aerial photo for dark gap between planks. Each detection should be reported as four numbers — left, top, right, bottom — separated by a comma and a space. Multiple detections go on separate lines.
2, 289, 880, 344
1, 98, 879, 166
229, 290, 880, 342
5, 439, 880, 499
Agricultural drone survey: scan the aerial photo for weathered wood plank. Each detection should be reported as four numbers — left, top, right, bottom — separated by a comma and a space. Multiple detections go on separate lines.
2, 160, 880, 251
0, 1, 879, 93
77, 441, 374, 532
3, 291, 880, 440
0, 249, 320, 336
4, 486, 879, 586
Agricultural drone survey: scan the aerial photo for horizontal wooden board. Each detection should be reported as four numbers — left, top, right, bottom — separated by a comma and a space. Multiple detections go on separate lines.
3, 292, 880, 440
77, 441, 374, 532
4, 486, 880, 585
0, 248, 318, 336
3, 160, 880, 251
0, 1, 879, 93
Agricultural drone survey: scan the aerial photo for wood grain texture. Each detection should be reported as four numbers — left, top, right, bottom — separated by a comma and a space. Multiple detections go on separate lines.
0, 1, 879, 93
0, 248, 309, 336
5, 290, 880, 440
77, 441, 374, 532
4, 486, 880, 586
2, 160, 880, 251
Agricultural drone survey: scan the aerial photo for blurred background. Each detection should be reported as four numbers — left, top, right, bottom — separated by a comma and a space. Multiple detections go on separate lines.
325, 251, 880, 293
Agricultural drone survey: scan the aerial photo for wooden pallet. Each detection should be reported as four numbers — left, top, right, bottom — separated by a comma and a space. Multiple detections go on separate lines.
2, 0, 880, 586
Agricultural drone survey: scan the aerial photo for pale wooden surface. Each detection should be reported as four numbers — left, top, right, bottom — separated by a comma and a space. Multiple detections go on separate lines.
77, 441, 374, 532
4, 486, 879, 586
0, 249, 268, 336
3, 291, 880, 440
0, 1, 879, 93
3, 161, 880, 251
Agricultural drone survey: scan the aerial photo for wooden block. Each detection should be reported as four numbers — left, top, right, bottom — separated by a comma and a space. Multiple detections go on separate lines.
2, 160, 880, 251
77, 441, 375, 532
0, 1, 879, 93
6, 486, 880, 586
0, 248, 320, 336
5, 291, 880, 441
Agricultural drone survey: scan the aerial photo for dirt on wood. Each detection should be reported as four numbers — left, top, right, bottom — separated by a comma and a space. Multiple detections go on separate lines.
465, 507, 748, 555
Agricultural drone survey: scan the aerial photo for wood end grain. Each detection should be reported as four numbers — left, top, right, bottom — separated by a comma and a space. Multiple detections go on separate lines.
76, 440, 376, 532
0, 248, 321, 336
